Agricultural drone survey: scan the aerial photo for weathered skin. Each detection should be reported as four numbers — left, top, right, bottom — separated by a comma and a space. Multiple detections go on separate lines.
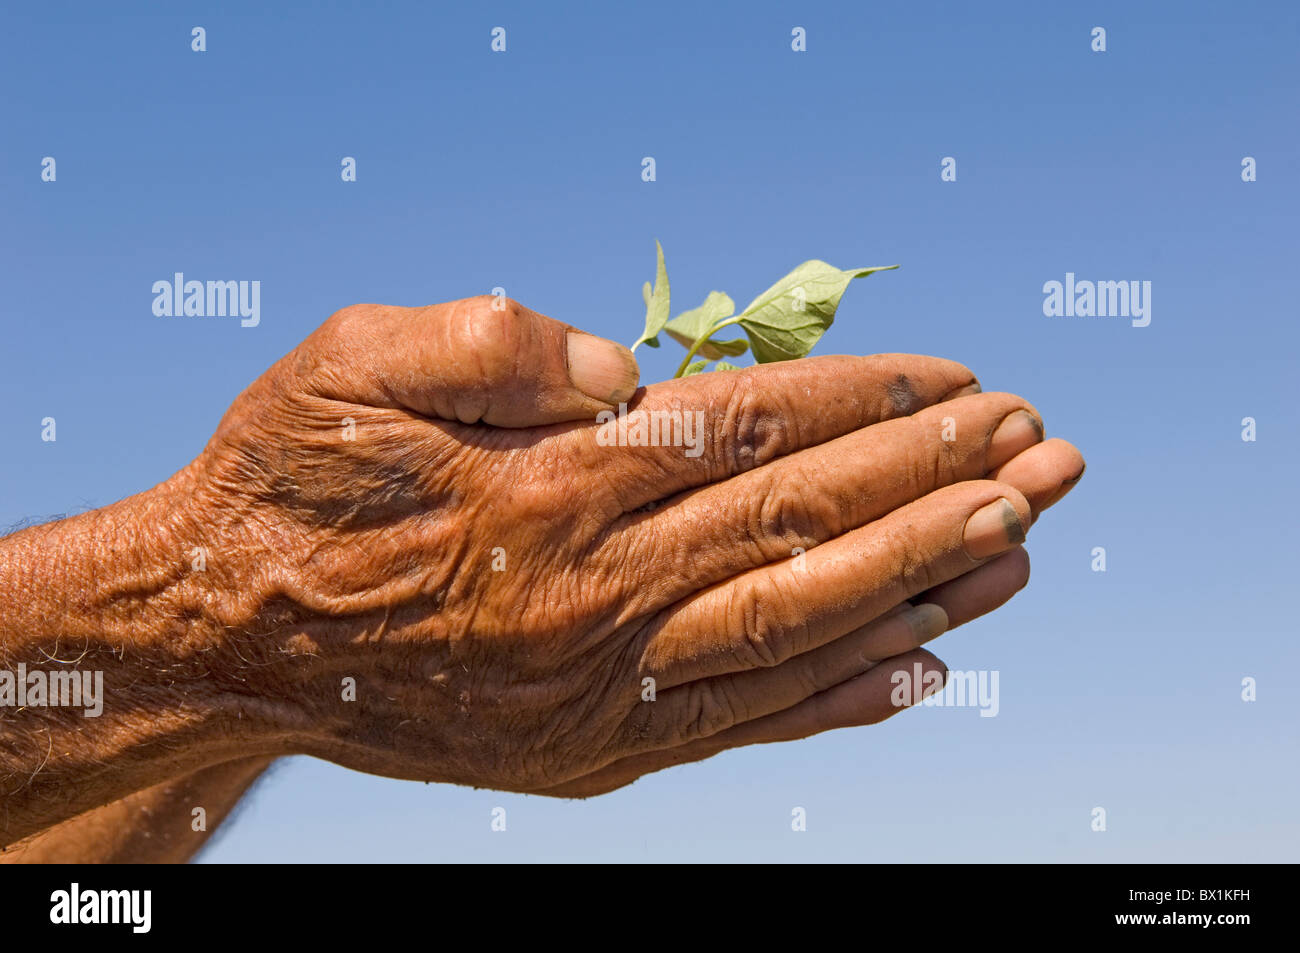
0, 297, 1084, 858
1, 757, 273, 863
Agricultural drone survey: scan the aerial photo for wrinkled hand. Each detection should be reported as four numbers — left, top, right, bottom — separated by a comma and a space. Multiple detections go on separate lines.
175, 296, 1084, 796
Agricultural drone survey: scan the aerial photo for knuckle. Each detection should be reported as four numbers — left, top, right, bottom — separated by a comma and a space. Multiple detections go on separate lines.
744, 473, 838, 560
427, 297, 534, 422
310, 303, 364, 351
745, 484, 800, 561
681, 681, 739, 742
451, 297, 527, 382
465, 292, 525, 324
792, 657, 828, 697
730, 582, 795, 669
295, 304, 375, 384
719, 384, 791, 477
318, 303, 366, 338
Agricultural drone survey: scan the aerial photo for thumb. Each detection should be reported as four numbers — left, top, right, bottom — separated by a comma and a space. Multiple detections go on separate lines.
311, 297, 641, 428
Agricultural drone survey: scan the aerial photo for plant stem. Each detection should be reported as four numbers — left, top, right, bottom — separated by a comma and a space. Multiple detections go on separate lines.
672, 315, 744, 378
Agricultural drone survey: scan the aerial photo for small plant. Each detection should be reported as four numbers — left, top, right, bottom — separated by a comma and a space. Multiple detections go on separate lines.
630, 241, 898, 377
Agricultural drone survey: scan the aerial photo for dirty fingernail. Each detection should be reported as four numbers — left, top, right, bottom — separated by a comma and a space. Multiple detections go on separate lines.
986, 410, 1044, 470
1043, 460, 1088, 509
902, 603, 949, 645
567, 332, 640, 404
942, 382, 982, 400
963, 498, 1027, 559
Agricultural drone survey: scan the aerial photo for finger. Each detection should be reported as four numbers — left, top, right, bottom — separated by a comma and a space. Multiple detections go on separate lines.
915, 545, 1030, 626
584, 353, 980, 512
618, 605, 950, 754
637, 480, 1031, 688
614, 545, 1029, 758
543, 648, 948, 798
610, 393, 1043, 615
302, 297, 640, 427
549, 548, 1030, 798
990, 438, 1086, 520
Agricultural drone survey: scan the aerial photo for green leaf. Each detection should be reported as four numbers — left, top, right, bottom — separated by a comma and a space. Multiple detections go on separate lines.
713, 361, 742, 371
681, 360, 710, 376
631, 241, 671, 351
662, 291, 749, 359
737, 262, 898, 363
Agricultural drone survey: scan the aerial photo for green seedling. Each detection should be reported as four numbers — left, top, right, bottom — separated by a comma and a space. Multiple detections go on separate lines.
630, 240, 898, 377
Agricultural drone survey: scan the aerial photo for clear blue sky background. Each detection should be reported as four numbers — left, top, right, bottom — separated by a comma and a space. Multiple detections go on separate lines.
2, 1, 1296, 861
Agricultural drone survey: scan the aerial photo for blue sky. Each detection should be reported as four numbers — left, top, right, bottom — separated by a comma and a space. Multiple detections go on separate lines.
2, 0, 1296, 861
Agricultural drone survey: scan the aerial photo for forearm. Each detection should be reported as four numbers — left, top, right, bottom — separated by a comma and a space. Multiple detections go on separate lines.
0, 476, 284, 846
0, 755, 274, 863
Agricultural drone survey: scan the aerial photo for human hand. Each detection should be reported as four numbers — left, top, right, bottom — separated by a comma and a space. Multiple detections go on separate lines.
169, 296, 1083, 794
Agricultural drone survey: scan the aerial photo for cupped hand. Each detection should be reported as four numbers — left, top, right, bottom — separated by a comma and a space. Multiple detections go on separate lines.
174, 296, 1084, 795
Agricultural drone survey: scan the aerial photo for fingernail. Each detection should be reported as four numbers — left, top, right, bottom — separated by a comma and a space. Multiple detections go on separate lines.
901, 603, 949, 645
942, 382, 982, 400
1042, 460, 1087, 509
567, 332, 639, 404
963, 498, 1027, 559
987, 410, 1044, 470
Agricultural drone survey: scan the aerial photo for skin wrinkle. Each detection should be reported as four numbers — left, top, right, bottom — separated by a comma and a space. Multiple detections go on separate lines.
604, 396, 1042, 629
723, 385, 766, 477
4, 755, 274, 863
0, 297, 1086, 854
459, 304, 494, 423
